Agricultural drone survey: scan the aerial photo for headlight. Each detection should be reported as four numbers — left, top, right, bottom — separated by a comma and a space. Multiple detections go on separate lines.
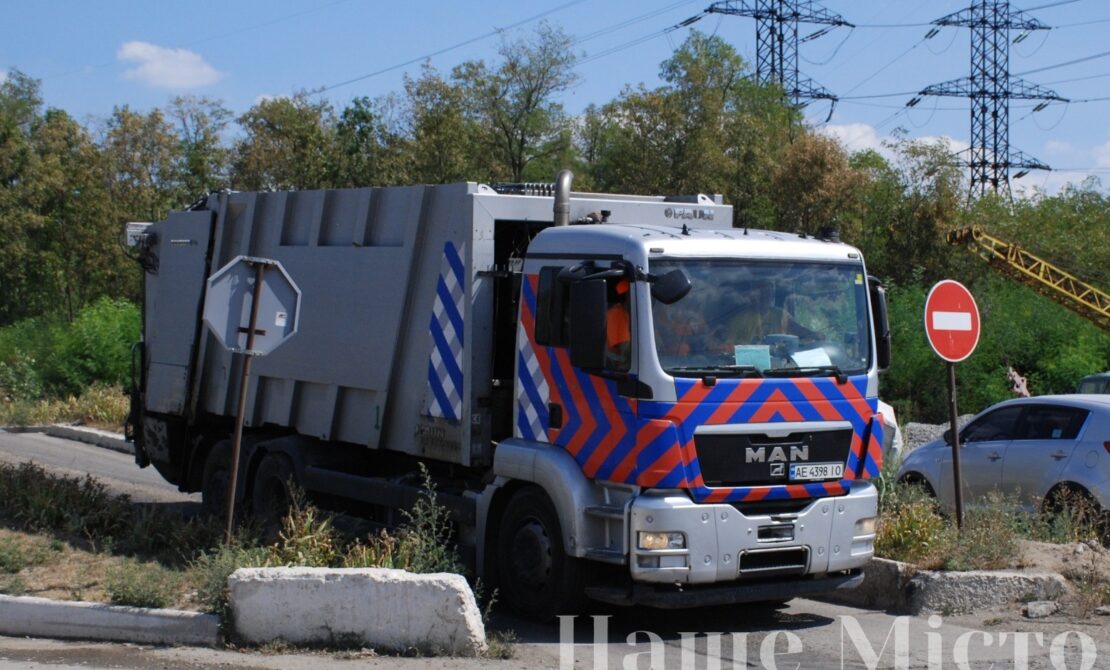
638, 531, 686, 550
855, 517, 877, 535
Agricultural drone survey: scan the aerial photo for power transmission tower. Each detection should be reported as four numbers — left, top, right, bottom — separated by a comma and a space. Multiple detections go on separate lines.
917, 1, 1066, 199
707, 1, 852, 107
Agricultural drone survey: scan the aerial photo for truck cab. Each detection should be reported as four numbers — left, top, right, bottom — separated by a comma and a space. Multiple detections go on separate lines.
486, 184, 889, 617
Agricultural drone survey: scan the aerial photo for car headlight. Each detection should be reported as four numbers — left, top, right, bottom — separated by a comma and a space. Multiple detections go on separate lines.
638, 531, 686, 550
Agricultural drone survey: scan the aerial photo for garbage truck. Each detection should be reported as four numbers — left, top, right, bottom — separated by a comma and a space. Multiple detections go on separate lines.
128, 171, 891, 620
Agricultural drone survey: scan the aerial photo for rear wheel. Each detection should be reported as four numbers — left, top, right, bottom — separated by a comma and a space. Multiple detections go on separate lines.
200, 441, 232, 519
496, 487, 585, 621
251, 452, 297, 542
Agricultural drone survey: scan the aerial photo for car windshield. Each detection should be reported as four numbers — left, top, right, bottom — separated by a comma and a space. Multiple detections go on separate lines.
650, 259, 871, 378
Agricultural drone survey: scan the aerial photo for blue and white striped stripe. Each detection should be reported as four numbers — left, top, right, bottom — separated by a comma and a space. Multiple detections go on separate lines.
425, 241, 466, 422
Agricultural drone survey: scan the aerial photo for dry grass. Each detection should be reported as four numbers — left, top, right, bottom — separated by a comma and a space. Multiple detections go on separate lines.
0, 384, 128, 432
0, 528, 197, 609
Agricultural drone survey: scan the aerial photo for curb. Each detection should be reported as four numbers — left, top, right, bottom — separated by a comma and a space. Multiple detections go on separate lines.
0, 595, 219, 647
1, 424, 133, 455
820, 558, 1071, 615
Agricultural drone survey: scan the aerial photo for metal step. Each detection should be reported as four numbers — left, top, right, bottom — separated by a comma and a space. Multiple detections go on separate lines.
586, 548, 627, 565
584, 504, 625, 520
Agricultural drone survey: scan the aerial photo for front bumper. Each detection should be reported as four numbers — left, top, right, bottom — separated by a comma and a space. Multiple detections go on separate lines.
628, 480, 878, 585
586, 570, 864, 609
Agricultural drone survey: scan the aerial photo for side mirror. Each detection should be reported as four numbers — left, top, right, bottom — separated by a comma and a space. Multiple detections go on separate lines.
943, 428, 953, 445
569, 279, 608, 370
868, 276, 891, 371
651, 269, 692, 305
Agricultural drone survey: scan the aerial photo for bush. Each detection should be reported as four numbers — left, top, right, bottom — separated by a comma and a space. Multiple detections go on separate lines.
0, 299, 140, 400
106, 560, 182, 609
189, 544, 271, 619
943, 492, 1021, 571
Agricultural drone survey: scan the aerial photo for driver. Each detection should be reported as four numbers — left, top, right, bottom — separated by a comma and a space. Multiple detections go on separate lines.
722, 282, 821, 345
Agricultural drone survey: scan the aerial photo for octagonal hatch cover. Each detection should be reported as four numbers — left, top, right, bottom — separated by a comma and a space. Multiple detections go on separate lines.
203, 256, 301, 355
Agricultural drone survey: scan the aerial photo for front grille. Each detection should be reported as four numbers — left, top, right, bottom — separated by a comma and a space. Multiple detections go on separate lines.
694, 429, 853, 487
739, 547, 809, 577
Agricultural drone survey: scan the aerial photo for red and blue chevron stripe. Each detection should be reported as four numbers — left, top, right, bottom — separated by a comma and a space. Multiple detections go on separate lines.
515, 274, 883, 504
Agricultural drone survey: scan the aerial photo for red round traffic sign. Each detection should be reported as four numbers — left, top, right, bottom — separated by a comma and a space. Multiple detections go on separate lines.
924, 280, 981, 362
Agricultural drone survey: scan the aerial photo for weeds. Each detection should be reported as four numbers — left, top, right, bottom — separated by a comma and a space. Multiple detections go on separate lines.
105, 560, 182, 609
0, 575, 28, 595
0, 533, 58, 573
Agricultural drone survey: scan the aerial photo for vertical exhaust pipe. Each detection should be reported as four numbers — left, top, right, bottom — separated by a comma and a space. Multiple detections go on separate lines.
554, 169, 573, 226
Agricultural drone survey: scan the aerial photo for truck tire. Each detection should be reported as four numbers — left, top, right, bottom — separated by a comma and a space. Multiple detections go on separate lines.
252, 452, 296, 542
496, 487, 585, 621
200, 441, 232, 519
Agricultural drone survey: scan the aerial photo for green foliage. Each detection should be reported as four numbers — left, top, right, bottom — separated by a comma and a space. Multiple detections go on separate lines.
875, 481, 953, 567
190, 543, 271, 619
105, 560, 181, 609
0, 298, 139, 399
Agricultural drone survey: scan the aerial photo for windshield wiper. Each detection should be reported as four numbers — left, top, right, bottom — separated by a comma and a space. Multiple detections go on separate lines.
763, 365, 848, 384
666, 365, 764, 379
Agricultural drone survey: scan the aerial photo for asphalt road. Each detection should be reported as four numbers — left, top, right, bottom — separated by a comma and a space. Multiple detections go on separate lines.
0, 429, 200, 506
1, 429, 1108, 668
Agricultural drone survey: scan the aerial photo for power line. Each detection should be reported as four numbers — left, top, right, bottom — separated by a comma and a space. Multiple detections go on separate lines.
577, 13, 706, 67
1018, 0, 1080, 11
1013, 49, 1110, 76
314, 0, 588, 94
574, 0, 696, 45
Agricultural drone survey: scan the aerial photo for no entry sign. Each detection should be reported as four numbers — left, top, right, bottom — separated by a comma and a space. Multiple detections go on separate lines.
924, 280, 981, 363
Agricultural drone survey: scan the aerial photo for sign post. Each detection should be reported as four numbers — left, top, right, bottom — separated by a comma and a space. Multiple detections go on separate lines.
924, 279, 981, 529
203, 256, 301, 543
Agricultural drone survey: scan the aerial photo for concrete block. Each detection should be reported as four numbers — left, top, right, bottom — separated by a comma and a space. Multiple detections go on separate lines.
0, 594, 219, 646
1023, 601, 1058, 619
228, 567, 486, 655
906, 570, 1068, 615
819, 557, 916, 611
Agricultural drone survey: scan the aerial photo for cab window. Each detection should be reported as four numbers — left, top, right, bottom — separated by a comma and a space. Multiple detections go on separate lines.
1015, 406, 1088, 441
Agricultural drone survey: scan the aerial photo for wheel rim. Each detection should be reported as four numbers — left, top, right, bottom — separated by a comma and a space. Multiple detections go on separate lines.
508, 518, 553, 591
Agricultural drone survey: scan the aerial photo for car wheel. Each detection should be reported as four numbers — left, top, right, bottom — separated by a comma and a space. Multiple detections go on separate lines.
899, 473, 936, 498
496, 487, 585, 621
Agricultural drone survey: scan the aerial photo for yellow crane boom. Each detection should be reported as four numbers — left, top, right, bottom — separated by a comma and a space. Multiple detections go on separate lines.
946, 226, 1110, 332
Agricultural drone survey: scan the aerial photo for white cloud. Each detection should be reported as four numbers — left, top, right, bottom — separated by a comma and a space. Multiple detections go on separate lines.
0, 69, 7, 85
1044, 139, 1073, 155
915, 135, 970, 155
1092, 136, 1110, 168
117, 41, 223, 90
819, 123, 887, 156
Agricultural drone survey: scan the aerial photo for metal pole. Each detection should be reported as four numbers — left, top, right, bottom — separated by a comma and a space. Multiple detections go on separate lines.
948, 362, 965, 530
225, 262, 267, 544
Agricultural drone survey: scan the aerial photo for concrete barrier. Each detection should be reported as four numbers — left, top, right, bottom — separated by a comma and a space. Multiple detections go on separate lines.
906, 570, 1068, 615
228, 567, 486, 655
820, 557, 917, 611
44, 425, 132, 455
0, 595, 219, 646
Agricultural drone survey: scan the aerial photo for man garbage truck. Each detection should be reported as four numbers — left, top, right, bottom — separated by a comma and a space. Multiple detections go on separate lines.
127, 171, 890, 620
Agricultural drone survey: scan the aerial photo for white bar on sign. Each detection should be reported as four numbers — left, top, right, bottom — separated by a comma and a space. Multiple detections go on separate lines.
932, 311, 972, 331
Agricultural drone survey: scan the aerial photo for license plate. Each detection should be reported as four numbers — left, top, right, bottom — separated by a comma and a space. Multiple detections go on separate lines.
789, 462, 844, 481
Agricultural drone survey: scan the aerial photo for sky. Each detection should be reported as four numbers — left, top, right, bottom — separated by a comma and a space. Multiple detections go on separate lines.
4, 0, 1110, 195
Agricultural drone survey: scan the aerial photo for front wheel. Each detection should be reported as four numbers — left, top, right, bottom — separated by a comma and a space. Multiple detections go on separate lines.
496, 487, 585, 621
200, 441, 232, 519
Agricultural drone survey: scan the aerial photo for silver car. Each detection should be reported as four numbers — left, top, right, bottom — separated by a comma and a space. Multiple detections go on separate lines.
896, 395, 1110, 513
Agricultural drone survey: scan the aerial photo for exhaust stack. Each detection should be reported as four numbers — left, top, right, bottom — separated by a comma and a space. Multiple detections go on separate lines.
554, 169, 573, 226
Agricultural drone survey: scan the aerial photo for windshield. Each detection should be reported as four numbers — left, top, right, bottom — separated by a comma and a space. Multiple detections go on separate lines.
650, 259, 871, 378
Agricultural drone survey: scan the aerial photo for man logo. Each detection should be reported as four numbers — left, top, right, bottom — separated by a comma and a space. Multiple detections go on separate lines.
745, 445, 809, 463
770, 463, 786, 477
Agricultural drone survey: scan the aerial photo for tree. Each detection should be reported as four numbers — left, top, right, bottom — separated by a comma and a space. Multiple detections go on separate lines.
769, 133, 866, 235
100, 105, 185, 224
168, 95, 232, 199
232, 94, 337, 191
333, 95, 408, 187
403, 65, 479, 184
454, 23, 578, 181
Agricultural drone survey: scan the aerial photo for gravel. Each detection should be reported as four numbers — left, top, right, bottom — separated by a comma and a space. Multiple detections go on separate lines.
902, 414, 975, 452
